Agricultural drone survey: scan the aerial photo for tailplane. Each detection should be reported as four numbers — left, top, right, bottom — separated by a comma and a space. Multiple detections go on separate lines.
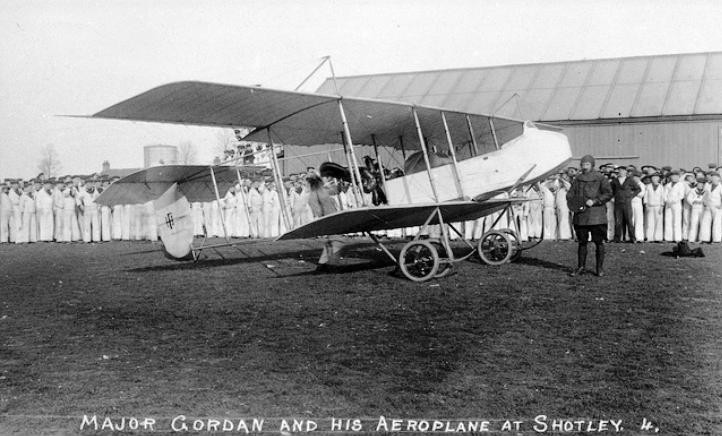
154, 183, 194, 260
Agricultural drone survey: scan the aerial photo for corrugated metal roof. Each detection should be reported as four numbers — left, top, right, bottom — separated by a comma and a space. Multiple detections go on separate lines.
316, 52, 722, 121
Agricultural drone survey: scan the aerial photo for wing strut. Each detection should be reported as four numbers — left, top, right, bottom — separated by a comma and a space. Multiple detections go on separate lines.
411, 106, 440, 202
489, 117, 500, 150
371, 134, 388, 196
338, 99, 368, 207
209, 166, 231, 242
465, 115, 479, 156
441, 111, 465, 200
267, 128, 293, 231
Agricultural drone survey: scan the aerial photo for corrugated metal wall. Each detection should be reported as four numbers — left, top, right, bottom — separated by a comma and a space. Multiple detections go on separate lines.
561, 119, 722, 168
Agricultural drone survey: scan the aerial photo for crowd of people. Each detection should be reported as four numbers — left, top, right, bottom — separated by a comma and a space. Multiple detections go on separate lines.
1, 162, 721, 245
517, 162, 722, 244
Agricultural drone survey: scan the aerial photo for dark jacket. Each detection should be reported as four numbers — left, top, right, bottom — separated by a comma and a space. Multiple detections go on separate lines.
611, 176, 641, 204
566, 170, 613, 226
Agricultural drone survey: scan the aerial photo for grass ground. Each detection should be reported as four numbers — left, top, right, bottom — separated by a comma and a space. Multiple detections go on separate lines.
0, 238, 720, 435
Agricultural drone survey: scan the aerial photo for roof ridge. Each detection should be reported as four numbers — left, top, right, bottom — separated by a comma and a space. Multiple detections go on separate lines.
324, 51, 722, 81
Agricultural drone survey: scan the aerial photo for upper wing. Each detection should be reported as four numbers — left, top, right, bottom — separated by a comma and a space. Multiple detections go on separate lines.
276, 199, 523, 240
95, 165, 266, 206
90, 81, 525, 149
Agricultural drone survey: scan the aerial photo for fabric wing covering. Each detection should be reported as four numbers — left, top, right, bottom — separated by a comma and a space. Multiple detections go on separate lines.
95, 165, 266, 206
277, 199, 519, 240
91, 81, 524, 149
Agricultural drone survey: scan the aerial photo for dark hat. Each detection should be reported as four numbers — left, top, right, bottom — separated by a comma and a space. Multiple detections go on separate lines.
616, 165, 627, 171
710, 171, 720, 178
650, 172, 661, 178
580, 155, 596, 167
632, 170, 642, 177
692, 166, 703, 173
662, 166, 672, 172
670, 169, 681, 176
709, 163, 717, 169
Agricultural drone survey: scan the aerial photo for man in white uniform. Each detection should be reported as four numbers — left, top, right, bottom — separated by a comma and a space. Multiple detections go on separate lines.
700, 171, 722, 243
643, 173, 665, 242
0, 183, 12, 243
17, 185, 37, 243
53, 181, 66, 241
664, 170, 686, 242
263, 182, 281, 237
247, 182, 263, 238
685, 182, 706, 242
556, 174, 572, 240
98, 181, 112, 241
36, 182, 55, 241
8, 180, 22, 243
223, 186, 238, 237
79, 184, 100, 242
539, 178, 558, 240
630, 171, 646, 242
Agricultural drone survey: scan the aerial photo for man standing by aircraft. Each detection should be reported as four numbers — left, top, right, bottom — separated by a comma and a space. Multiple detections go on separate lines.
610, 166, 641, 242
567, 155, 613, 277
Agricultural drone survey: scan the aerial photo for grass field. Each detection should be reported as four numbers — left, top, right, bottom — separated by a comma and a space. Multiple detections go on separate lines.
0, 238, 720, 435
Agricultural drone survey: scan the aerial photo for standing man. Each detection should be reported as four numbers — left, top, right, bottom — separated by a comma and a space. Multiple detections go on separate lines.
610, 166, 641, 242
79, 183, 100, 242
306, 173, 342, 272
36, 182, 55, 241
664, 170, 686, 242
630, 171, 646, 243
8, 180, 22, 243
0, 183, 12, 243
247, 181, 263, 238
566, 155, 613, 277
643, 173, 665, 241
53, 181, 66, 241
699, 171, 721, 243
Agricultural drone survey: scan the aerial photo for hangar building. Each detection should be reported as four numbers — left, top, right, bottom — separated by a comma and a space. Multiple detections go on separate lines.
314, 51, 722, 170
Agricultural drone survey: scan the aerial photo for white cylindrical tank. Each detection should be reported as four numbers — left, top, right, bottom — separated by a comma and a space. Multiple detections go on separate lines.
144, 145, 178, 168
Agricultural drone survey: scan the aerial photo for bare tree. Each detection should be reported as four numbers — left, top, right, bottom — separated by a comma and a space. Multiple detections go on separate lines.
214, 129, 237, 159
38, 144, 62, 177
178, 141, 197, 164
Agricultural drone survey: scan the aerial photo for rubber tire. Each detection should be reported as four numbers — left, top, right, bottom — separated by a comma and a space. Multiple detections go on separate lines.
429, 240, 454, 278
498, 228, 522, 262
477, 230, 514, 266
399, 240, 440, 282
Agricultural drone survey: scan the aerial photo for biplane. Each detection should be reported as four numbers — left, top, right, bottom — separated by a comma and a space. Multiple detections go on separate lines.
87, 81, 572, 281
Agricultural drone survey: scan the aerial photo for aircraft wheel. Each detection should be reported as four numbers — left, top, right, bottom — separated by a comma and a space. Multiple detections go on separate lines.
399, 240, 440, 282
498, 228, 522, 262
477, 230, 513, 265
430, 240, 454, 278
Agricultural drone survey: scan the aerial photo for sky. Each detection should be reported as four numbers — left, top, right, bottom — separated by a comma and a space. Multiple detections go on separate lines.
1, 0, 721, 179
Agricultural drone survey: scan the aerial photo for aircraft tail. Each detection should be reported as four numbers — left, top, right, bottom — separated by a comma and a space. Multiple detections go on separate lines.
153, 183, 195, 261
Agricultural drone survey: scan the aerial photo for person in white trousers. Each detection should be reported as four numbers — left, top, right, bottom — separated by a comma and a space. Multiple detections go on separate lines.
699, 172, 722, 243
664, 170, 686, 242
631, 172, 646, 242
643, 173, 665, 242
0, 185, 12, 243
685, 182, 706, 242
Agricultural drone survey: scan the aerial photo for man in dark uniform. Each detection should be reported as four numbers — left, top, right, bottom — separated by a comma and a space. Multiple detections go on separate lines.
566, 155, 613, 277
610, 165, 642, 242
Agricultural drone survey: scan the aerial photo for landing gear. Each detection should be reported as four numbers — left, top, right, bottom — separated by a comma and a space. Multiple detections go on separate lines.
477, 230, 513, 265
399, 240, 440, 282
498, 228, 523, 262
